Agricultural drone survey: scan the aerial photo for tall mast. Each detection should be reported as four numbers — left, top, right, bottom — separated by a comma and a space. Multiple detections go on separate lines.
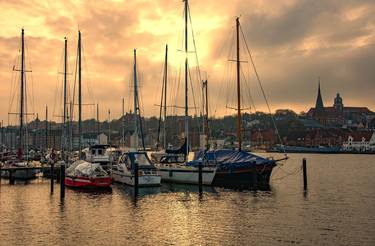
96, 103, 100, 137
184, 0, 189, 156
19, 29, 25, 156
204, 80, 209, 149
45, 105, 48, 150
62, 37, 68, 160
236, 17, 242, 151
133, 49, 138, 149
69, 101, 73, 152
163, 44, 168, 149
78, 30, 82, 156
122, 98, 125, 147
108, 109, 111, 145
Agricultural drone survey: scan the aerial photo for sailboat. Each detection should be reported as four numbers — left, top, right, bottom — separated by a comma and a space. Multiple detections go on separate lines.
111, 49, 161, 187
155, 0, 217, 185
64, 31, 112, 188
190, 18, 287, 189
1, 29, 39, 180
150, 45, 187, 163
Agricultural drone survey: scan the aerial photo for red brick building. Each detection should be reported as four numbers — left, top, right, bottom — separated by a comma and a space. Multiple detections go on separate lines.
307, 82, 374, 128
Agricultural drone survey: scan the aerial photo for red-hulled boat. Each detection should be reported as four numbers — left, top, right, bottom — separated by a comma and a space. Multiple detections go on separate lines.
65, 160, 112, 188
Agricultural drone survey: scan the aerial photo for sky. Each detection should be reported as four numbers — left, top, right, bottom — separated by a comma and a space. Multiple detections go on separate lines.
0, 0, 374, 125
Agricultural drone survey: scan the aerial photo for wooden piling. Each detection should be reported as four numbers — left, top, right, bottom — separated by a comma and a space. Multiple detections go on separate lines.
303, 158, 308, 191
198, 162, 203, 193
134, 163, 139, 195
50, 163, 54, 194
60, 162, 65, 199
252, 166, 258, 191
9, 170, 15, 185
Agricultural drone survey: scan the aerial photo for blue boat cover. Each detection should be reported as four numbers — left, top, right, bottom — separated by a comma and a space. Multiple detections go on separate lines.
187, 149, 275, 169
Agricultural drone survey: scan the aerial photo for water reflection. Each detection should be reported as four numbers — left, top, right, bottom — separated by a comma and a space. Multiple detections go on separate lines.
1, 154, 375, 245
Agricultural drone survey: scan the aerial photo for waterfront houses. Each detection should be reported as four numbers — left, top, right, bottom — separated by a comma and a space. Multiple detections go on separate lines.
342, 131, 375, 152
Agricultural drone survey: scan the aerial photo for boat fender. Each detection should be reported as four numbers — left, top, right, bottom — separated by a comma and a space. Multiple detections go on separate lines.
169, 170, 173, 177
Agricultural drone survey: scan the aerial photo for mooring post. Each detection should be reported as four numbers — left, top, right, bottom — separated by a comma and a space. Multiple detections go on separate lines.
60, 162, 65, 199
252, 166, 258, 191
9, 170, 15, 185
50, 162, 54, 194
198, 162, 203, 193
134, 162, 139, 196
303, 158, 308, 191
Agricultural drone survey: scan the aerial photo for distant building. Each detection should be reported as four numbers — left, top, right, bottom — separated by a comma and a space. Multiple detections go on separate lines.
283, 128, 347, 147
342, 131, 375, 152
97, 133, 108, 145
307, 82, 374, 128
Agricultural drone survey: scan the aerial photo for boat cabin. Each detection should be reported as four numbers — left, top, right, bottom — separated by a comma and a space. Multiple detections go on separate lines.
84, 145, 111, 163
116, 152, 157, 173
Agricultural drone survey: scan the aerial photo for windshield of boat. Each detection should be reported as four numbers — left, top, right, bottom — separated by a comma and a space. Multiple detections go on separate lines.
133, 153, 151, 166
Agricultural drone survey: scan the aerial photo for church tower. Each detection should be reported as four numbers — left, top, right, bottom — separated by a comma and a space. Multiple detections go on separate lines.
315, 78, 325, 113
334, 93, 343, 111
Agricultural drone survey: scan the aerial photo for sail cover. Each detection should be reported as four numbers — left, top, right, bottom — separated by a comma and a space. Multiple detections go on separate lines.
188, 149, 275, 168
66, 160, 108, 177
165, 139, 189, 155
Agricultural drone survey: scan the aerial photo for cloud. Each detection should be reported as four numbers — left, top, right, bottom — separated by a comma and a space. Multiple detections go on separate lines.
0, 0, 374, 126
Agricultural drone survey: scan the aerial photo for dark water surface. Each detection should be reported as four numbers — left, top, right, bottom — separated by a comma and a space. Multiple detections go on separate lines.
1, 154, 375, 245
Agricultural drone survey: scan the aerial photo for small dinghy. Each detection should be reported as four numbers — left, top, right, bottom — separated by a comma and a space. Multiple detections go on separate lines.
65, 160, 112, 188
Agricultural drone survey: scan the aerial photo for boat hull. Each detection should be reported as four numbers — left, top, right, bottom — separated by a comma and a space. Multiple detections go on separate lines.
213, 165, 274, 189
64, 176, 112, 188
1, 169, 39, 180
112, 171, 161, 187
157, 166, 216, 185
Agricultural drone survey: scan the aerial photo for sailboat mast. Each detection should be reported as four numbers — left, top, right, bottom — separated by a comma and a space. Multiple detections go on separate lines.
163, 44, 168, 150
78, 30, 82, 156
62, 37, 68, 160
96, 103, 100, 137
133, 49, 138, 149
204, 80, 209, 148
122, 98, 125, 146
45, 105, 48, 150
236, 17, 242, 151
108, 109, 111, 145
184, 0, 189, 156
19, 29, 25, 155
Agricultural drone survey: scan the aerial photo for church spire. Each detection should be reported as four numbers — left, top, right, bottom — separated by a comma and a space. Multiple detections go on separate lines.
315, 77, 324, 113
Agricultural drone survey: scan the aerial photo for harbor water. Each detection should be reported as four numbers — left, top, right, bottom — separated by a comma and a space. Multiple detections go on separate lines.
1, 153, 375, 245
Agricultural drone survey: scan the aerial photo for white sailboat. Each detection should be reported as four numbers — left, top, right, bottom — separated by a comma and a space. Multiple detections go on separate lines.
112, 151, 161, 187
1, 29, 39, 180
155, 0, 216, 185
111, 49, 161, 187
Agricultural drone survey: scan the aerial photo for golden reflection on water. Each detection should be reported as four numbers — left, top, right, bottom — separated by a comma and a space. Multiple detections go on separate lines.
1, 154, 375, 245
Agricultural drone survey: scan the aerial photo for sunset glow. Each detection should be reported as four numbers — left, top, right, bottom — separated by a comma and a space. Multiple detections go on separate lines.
1, 0, 374, 124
